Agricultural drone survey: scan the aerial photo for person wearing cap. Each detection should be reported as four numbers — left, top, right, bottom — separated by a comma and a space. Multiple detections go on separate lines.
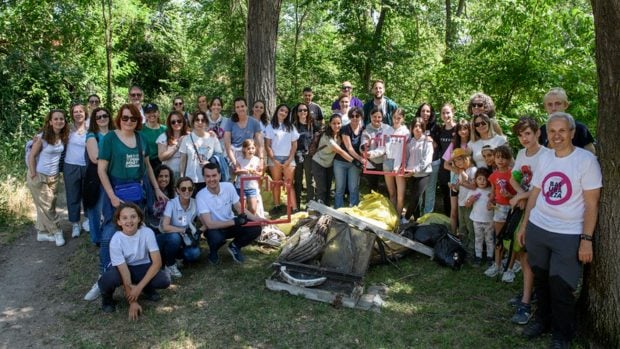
141, 103, 167, 216
331, 81, 364, 111
362, 79, 399, 126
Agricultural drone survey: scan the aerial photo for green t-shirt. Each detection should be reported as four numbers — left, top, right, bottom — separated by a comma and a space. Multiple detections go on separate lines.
140, 124, 166, 160
99, 131, 147, 180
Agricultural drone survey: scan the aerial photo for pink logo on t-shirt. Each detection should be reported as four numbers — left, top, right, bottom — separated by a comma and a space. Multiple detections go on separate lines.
542, 171, 572, 205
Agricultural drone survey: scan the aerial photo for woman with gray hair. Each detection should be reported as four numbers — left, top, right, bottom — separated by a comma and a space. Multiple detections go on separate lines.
517, 112, 602, 348
468, 92, 503, 135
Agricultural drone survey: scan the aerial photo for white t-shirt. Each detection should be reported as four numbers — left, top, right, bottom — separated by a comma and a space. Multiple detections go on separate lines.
361, 123, 391, 165
265, 124, 300, 157
386, 125, 409, 170
512, 146, 551, 191
457, 166, 478, 206
405, 135, 433, 176
156, 133, 182, 175
468, 187, 494, 223
529, 148, 603, 235
196, 182, 239, 222
468, 135, 508, 168
110, 226, 159, 267
235, 155, 261, 190
162, 196, 197, 229
64, 129, 87, 166
179, 132, 222, 183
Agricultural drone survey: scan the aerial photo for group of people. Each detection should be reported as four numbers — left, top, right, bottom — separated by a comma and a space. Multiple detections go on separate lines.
26, 82, 601, 349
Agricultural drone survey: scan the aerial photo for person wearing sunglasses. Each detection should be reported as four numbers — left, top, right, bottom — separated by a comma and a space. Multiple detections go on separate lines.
292, 102, 316, 208
467, 92, 503, 136
87, 94, 101, 116
127, 85, 145, 123
331, 81, 364, 111
157, 176, 199, 278
157, 111, 190, 179
333, 107, 365, 209
172, 96, 190, 124
468, 113, 508, 168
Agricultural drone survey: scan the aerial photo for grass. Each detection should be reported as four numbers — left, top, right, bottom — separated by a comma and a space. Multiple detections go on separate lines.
0, 166, 34, 245
58, 235, 567, 349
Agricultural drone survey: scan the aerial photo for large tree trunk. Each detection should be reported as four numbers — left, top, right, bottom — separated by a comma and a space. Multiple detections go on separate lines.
101, 0, 113, 110
583, 1, 620, 347
245, 0, 283, 117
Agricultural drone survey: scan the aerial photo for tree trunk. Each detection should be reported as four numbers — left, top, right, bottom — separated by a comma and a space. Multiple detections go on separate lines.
583, 1, 620, 347
101, 0, 113, 110
245, 0, 283, 117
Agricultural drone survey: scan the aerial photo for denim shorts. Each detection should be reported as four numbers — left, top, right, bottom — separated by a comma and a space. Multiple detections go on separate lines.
493, 203, 511, 222
268, 155, 296, 167
236, 188, 258, 198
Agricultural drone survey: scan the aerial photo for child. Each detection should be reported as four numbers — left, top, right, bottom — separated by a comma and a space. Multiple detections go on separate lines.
465, 168, 494, 266
484, 145, 517, 280
508, 117, 550, 325
481, 145, 496, 171
442, 119, 471, 233
235, 139, 263, 215
403, 117, 433, 221
449, 148, 476, 249
98, 203, 171, 319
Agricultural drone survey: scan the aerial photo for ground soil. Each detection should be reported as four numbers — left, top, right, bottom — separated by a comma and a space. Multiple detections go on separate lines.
0, 184, 79, 348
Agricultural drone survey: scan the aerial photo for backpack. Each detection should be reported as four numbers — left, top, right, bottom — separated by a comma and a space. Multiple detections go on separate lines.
306, 128, 326, 157
25, 139, 35, 171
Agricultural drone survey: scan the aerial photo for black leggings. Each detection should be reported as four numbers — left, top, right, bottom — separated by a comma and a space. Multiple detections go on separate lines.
404, 175, 430, 219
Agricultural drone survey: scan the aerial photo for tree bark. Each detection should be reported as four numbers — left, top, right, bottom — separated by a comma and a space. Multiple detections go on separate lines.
101, 0, 113, 110
583, 1, 620, 347
245, 0, 283, 117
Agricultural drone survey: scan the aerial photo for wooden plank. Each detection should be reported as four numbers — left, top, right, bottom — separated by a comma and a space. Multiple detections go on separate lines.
307, 200, 434, 258
266, 277, 361, 308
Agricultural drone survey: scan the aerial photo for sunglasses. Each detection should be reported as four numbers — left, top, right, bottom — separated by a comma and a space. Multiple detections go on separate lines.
95, 113, 109, 120
121, 115, 139, 122
474, 121, 487, 127
89, 100, 100, 105
194, 118, 206, 123
342, 86, 352, 90
174, 102, 183, 106
179, 186, 194, 193
471, 102, 484, 108
170, 119, 183, 125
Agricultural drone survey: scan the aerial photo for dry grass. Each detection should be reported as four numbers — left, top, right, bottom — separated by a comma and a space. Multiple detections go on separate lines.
0, 172, 34, 245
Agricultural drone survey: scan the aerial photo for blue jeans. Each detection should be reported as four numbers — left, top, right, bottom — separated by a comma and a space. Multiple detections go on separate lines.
98, 262, 170, 297
205, 225, 261, 257
156, 232, 183, 267
423, 159, 441, 214
333, 159, 361, 208
87, 188, 104, 244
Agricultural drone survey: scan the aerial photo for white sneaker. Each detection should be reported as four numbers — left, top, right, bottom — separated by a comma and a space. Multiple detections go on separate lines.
84, 280, 101, 301
512, 260, 522, 274
502, 269, 516, 283
71, 223, 81, 238
165, 264, 182, 278
54, 232, 65, 247
82, 219, 90, 232
484, 264, 500, 277
36, 232, 55, 242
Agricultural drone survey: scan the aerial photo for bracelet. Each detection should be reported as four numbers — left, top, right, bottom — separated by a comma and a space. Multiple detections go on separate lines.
580, 234, 593, 241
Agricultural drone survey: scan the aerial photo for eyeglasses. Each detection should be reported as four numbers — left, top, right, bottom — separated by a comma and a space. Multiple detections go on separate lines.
474, 121, 487, 128
170, 119, 183, 125
95, 113, 109, 120
351, 114, 362, 118
89, 100, 100, 105
194, 118, 206, 124
298, 109, 308, 112
121, 115, 139, 122
174, 102, 183, 106
342, 86, 352, 90
471, 102, 484, 108
179, 186, 194, 193
130, 93, 143, 98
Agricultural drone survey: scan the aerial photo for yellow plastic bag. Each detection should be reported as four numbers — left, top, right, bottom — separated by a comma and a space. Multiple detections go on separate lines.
276, 211, 309, 235
416, 212, 451, 229
339, 191, 398, 231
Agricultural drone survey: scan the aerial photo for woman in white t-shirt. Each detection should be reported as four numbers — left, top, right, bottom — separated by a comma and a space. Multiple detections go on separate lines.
157, 111, 190, 178
265, 104, 300, 212
64, 103, 89, 238
468, 113, 507, 168
179, 111, 222, 195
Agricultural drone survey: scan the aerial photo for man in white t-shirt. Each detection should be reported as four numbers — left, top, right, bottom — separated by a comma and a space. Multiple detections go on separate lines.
196, 163, 266, 264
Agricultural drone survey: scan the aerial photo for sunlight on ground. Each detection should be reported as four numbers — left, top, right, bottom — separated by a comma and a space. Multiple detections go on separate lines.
1, 306, 34, 323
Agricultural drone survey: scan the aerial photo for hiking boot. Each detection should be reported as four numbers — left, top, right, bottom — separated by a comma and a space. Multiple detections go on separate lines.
142, 290, 161, 302
54, 232, 65, 247
71, 223, 81, 238
484, 264, 501, 277
502, 269, 516, 283
511, 302, 532, 325
84, 280, 101, 301
101, 294, 115, 313
208, 252, 220, 266
37, 232, 55, 242
522, 319, 549, 339
165, 264, 182, 278
550, 338, 570, 349
228, 242, 245, 263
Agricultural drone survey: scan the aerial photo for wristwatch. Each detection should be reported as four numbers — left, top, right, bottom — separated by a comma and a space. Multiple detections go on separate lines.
580, 234, 593, 241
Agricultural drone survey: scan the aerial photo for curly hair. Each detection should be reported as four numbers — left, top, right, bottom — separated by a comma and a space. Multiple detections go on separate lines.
467, 92, 496, 118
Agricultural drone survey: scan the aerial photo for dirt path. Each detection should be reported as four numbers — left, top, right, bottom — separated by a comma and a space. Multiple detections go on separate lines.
0, 183, 81, 348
